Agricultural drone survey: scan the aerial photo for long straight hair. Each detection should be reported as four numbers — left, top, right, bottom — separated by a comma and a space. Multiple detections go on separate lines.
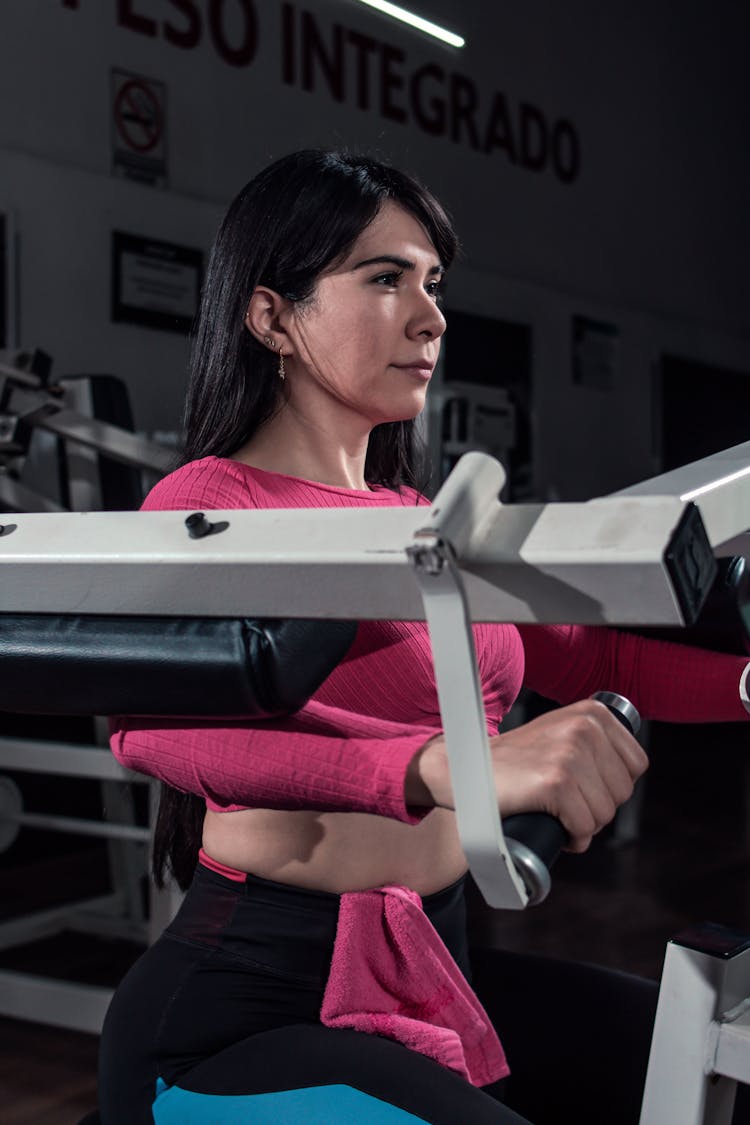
153, 150, 458, 890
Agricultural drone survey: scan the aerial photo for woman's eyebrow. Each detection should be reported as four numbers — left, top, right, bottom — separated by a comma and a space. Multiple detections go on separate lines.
351, 255, 445, 275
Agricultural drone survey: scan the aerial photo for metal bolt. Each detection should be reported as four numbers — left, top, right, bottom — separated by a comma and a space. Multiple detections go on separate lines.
185, 512, 213, 539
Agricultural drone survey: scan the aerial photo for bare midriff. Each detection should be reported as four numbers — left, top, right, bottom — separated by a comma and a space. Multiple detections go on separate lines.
202, 806, 468, 896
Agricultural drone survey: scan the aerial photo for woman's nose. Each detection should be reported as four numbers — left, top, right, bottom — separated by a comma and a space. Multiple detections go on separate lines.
409, 291, 447, 340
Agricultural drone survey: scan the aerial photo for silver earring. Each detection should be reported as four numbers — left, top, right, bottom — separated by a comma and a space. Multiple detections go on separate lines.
263, 335, 274, 348
278, 350, 286, 381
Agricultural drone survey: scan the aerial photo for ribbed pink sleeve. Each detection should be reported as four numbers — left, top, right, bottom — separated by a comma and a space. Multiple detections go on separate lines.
110, 458, 435, 823
518, 623, 750, 724
111, 702, 438, 822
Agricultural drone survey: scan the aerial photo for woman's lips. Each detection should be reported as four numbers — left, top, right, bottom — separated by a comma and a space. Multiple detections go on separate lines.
391, 362, 434, 381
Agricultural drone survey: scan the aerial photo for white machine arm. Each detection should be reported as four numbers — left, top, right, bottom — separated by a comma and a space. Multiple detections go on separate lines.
617, 438, 750, 554
406, 456, 529, 906
0, 483, 720, 626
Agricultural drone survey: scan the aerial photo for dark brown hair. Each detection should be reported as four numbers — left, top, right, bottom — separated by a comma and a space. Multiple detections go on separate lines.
154, 149, 458, 889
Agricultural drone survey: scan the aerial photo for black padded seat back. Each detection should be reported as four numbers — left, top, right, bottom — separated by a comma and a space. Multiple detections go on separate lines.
0, 615, 357, 717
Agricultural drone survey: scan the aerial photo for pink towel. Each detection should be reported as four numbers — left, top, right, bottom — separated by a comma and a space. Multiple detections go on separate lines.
320, 884, 509, 1087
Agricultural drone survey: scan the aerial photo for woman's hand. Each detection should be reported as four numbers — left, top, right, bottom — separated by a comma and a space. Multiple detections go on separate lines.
406, 699, 648, 854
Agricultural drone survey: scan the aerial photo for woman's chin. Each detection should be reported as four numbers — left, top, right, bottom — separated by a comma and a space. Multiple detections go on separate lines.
375, 395, 428, 426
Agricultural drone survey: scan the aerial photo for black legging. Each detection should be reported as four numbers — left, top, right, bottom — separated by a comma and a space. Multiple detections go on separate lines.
98, 865, 660, 1124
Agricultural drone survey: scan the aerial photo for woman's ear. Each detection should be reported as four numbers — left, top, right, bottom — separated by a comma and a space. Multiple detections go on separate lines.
244, 287, 293, 357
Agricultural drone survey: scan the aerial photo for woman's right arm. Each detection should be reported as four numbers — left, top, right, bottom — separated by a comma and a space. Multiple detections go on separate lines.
111, 700, 441, 824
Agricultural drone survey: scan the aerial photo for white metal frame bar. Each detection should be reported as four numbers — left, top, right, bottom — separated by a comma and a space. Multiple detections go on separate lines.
640, 929, 750, 1125
0, 742, 182, 1032
617, 438, 750, 551
0, 969, 113, 1034
0, 493, 712, 625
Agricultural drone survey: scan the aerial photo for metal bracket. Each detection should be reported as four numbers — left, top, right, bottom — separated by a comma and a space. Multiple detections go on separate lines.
407, 454, 529, 909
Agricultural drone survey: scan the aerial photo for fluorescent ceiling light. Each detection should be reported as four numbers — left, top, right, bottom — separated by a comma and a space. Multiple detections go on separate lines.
353, 0, 465, 48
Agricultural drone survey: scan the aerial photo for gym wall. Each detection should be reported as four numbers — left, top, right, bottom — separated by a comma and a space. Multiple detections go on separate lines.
1, 0, 748, 498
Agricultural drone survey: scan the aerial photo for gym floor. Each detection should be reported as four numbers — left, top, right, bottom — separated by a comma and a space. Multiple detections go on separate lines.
1, 715, 749, 1124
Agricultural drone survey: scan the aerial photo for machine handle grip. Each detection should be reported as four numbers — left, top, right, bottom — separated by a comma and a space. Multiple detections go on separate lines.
503, 691, 641, 906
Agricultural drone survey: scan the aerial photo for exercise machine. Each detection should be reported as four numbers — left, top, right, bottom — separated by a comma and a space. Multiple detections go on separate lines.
0, 349, 175, 1031
0, 437, 749, 1122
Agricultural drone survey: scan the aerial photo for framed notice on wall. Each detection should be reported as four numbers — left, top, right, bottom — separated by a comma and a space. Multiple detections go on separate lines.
111, 231, 203, 334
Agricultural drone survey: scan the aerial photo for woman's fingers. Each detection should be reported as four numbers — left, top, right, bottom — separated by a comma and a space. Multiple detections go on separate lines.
488, 700, 649, 852
409, 698, 648, 855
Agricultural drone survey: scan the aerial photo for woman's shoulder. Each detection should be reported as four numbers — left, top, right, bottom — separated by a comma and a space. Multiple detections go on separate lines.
141, 456, 262, 511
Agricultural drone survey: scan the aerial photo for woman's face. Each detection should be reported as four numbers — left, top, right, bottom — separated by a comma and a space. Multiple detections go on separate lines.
282, 201, 447, 429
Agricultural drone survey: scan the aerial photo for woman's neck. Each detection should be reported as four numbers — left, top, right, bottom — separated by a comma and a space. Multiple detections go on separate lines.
233, 403, 372, 491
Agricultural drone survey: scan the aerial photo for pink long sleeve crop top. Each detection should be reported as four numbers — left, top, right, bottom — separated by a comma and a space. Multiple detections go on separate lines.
110, 456, 749, 821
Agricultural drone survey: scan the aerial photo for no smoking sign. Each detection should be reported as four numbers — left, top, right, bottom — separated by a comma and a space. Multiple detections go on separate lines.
111, 69, 168, 186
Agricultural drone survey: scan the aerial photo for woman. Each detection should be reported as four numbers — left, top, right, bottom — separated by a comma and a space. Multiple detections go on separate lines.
99, 150, 750, 1124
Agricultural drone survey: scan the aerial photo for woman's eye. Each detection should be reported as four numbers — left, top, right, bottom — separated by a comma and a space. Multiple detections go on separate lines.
425, 280, 444, 302
372, 271, 403, 286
